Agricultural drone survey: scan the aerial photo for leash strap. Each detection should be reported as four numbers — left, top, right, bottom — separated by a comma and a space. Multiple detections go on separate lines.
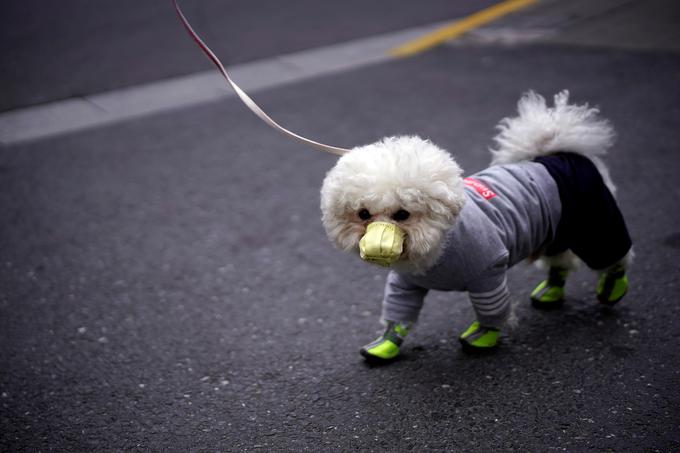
173, 0, 349, 156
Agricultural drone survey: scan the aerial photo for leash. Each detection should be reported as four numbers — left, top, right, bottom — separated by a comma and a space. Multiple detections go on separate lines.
172, 0, 350, 156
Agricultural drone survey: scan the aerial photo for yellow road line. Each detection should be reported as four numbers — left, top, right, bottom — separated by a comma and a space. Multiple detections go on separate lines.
390, 0, 539, 57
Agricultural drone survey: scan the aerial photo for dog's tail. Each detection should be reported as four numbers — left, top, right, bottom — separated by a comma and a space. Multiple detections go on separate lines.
490, 90, 617, 193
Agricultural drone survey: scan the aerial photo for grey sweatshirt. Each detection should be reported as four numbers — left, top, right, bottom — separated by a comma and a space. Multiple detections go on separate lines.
382, 161, 561, 328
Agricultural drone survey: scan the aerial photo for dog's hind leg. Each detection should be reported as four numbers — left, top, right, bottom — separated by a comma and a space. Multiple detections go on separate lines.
595, 248, 634, 306
530, 250, 580, 309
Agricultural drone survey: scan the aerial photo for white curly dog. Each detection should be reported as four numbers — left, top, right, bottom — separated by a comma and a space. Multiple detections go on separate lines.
320, 91, 633, 362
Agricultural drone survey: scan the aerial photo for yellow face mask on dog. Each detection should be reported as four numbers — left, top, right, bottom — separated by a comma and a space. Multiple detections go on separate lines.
359, 221, 406, 267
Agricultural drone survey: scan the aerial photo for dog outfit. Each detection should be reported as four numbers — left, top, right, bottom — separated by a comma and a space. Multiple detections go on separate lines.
381, 153, 632, 329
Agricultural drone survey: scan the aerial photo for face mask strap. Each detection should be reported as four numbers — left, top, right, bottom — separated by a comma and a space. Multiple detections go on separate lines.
173, 0, 350, 156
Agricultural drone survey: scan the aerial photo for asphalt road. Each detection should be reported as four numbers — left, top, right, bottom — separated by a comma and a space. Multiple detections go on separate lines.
0, 0, 497, 112
2, 1, 680, 452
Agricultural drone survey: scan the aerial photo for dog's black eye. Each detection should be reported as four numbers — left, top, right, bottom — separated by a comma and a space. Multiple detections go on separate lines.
392, 209, 410, 222
358, 209, 372, 220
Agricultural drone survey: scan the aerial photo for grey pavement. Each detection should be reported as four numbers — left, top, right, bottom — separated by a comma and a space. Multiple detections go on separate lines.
2, 1, 680, 451
0, 0, 497, 112
0, 21, 454, 145
459, 0, 680, 51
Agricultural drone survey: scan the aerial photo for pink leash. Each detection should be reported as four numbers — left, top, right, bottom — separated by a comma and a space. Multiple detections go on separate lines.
172, 0, 350, 156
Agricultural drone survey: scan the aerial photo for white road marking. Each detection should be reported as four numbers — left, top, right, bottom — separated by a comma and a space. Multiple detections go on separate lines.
0, 21, 448, 146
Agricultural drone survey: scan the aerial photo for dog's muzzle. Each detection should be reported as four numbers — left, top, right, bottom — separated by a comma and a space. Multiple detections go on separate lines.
359, 221, 406, 267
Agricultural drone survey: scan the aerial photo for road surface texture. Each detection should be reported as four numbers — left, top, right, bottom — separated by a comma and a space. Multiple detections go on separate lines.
0, 0, 498, 112
1, 0, 679, 451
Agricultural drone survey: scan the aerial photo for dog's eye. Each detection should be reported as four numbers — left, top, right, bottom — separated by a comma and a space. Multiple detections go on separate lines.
358, 209, 372, 220
391, 209, 410, 222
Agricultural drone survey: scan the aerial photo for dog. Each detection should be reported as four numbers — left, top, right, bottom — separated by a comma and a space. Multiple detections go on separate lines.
320, 90, 633, 362
172, 2, 633, 362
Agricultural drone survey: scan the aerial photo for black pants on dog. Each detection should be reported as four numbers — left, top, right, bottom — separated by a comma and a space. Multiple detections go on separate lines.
535, 153, 632, 270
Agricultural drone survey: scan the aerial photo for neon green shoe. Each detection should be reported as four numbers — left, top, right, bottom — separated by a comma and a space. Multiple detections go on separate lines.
597, 265, 628, 306
531, 267, 568, 309
459, 321, 500, 351
360, 321, 410, 363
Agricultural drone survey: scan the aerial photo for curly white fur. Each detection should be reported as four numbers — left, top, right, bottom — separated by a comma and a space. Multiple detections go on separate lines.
491, 90, 617, 193
320, 136, 466, 274
319, 91, 630, 344
320, 92, 620, 275
491, 90, 631, 272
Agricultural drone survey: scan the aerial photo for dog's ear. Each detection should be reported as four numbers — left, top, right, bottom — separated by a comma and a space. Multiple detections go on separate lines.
442, 187, 466, 217
424, 179, 466, 220
415, 146, 466, 220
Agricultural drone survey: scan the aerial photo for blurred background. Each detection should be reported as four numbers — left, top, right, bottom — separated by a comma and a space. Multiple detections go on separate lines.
1, 0, 680, 451
1, 0, 500, 111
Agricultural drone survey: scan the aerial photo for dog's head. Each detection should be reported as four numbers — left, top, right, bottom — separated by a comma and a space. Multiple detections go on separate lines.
320, 136, 466, 274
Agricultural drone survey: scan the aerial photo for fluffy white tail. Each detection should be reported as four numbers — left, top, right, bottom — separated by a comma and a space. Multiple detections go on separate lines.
490, 90, 617, 193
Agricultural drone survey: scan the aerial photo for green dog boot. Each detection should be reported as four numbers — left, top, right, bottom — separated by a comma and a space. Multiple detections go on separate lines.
360, 321, 410, 363
531, 267, 569, 309
597, 265, 628, 306
459, 321, 500, 352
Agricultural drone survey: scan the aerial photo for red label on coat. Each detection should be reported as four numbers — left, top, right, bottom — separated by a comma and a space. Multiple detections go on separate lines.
464, 178, 497, 200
